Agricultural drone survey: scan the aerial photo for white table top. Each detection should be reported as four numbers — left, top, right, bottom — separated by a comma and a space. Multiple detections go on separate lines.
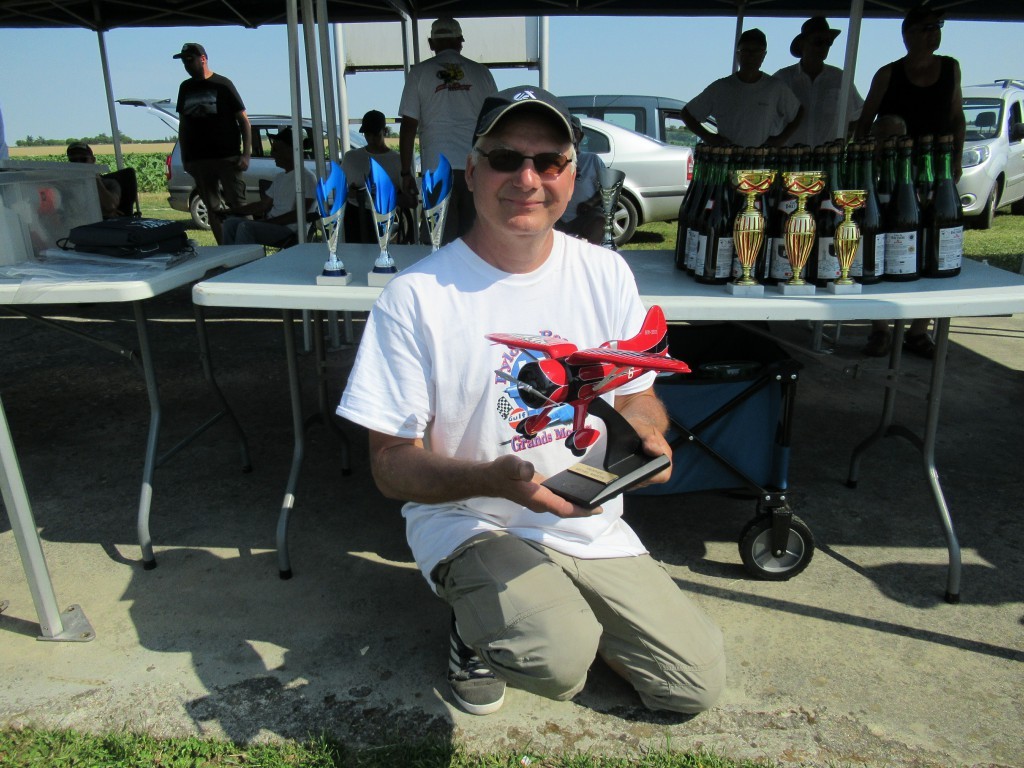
192, 243, 1024, 322
0, 244, 265, 305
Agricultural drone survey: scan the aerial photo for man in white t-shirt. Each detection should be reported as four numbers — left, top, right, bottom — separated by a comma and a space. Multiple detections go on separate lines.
339, 86, 724, 718
774, 17, 864, 147
682, 28, 803, 148
220, 128, 316, 247
398, 17, 497, 245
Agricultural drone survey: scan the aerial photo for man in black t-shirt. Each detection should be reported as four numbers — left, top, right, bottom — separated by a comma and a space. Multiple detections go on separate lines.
174, 42, 252, 244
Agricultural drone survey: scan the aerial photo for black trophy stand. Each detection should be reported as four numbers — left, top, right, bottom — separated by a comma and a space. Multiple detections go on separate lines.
542, 398, 670, 509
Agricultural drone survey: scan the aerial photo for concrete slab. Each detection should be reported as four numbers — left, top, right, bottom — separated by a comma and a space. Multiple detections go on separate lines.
1, 291, 1022, 767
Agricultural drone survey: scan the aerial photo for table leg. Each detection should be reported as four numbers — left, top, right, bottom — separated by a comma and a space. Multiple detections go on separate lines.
846, 319, 961, 603
278, 309, 305, 580
133, 301, 161, 570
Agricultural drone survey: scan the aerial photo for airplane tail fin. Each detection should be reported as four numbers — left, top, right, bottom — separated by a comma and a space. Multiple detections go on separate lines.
604, 305, 670, 357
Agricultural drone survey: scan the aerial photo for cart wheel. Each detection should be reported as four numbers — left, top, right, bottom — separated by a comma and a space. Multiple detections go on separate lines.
738, 513, 814, 580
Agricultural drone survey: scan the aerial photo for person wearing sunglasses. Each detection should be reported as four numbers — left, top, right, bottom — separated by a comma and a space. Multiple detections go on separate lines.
339, 86, 724, 718
855, 3, 966, 359
554, 115, 607, 244
774, 17, 864, 147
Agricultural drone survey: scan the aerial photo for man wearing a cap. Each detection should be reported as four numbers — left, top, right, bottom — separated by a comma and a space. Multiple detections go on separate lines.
66, 142, 122, 219
342, 110, 408, 243
681, 28, 802, 148
398, 17, 497, 244
339, 87, 724, 718
218, 128, 315, 248
773, 17, 864, 147
173, 42, 251, 244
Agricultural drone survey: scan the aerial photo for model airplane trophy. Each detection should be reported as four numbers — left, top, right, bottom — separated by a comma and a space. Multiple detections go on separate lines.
366, 158, 399, 287
314, 161, 352, 285
487, 306, 689, 509
421, 154, 453, 252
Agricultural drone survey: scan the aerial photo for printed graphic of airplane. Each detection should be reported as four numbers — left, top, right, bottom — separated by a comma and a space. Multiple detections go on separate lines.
487, 306, 689, 456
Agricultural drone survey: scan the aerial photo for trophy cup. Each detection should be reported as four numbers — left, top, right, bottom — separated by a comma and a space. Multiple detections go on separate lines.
728, 169, 776, 296
598, 167, 626, 250
778, 171, 826, 295
421, 153, 453, 252
314, 161, 352, 286
366, 158, 399, 287
829, 190, 867, 294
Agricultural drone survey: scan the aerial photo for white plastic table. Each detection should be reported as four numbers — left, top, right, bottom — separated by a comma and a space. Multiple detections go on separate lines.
194, 245, 1024, 600
1, 245, 264, 591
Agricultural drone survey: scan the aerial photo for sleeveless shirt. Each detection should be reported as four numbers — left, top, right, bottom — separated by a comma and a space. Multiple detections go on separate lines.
877, 56, 956, 140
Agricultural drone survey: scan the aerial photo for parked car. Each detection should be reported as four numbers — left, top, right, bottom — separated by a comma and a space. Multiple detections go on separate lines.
563, 94, 688, 145
117, 97, 366, 229
578, 116, 693, 245
957, 79, 1024, 229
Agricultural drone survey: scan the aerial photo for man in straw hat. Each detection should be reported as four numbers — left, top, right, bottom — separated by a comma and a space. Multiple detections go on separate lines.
774, 17, 864, 146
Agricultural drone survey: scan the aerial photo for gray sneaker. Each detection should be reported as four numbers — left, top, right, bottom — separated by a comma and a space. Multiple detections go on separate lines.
448, 615, 505, 715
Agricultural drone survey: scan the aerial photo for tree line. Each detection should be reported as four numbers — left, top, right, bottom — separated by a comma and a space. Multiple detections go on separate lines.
14, 133, 175, 147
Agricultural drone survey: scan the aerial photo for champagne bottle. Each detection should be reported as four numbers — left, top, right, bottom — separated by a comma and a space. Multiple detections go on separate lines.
854, 139, 885, 284
685, 145, 717, 276
884, 136, 921, 281
675, 144, 705, 270
767, 147, 796, 284
914, 134, 936, 274
697, 147, 734, 285
923, 134, 964, 278
876, 137, 896, 208
809, 143, 843, 287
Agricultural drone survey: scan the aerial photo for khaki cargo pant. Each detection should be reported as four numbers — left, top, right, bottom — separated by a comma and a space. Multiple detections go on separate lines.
433, 532, 725, 713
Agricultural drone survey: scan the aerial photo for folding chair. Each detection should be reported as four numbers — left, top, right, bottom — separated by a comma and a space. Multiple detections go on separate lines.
101, 167, 141, 218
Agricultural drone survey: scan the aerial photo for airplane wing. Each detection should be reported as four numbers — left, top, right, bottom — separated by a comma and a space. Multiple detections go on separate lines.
568, 347, 691, 374
485, 333, 578, 359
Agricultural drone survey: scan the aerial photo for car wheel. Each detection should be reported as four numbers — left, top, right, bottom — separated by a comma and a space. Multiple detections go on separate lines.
973, 184, 998, 230
612, 195, 638, 246
190, 195, 211, 231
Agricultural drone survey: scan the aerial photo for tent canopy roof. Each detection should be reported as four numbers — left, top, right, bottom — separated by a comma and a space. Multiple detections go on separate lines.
1, 0, 1022, 31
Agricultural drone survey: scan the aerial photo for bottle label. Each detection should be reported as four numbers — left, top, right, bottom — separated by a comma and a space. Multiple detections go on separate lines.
816, 237, 840, 280
779, 198, 798, 215
819, 199, 840, 215
696, 234, 708, 275
885, 230, 917, 274
685, 228, 700, 270
878, 192, 891, 206
937, 226, 964, 270
715, 238, 734, 279
851, 239, 864, 277
874, 233, 886, 276
769, 240, 793, 280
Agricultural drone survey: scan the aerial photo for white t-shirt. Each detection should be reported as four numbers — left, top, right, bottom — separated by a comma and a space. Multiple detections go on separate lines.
342, 147, 402, 207
267, 167, 317, 231
338, 233, 654, 587
398, 49, 498, 171
686, 73, 801, 147
773, 63, 864, 147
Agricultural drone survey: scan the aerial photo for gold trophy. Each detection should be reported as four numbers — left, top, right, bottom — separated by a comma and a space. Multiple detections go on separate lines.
829, 190, 867, 294
778, 171, 826, 295
728, 169, 776, 295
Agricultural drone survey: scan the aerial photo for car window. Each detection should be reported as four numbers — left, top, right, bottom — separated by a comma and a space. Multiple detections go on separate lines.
580, 127, 611, 155
1008, 100, 1023, 132
963, 98, 1003, 141
662, 112, 698, 147
597, 109, 643, 134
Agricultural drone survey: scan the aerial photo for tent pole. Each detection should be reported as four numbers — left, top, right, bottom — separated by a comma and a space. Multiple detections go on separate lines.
838, 0, 865, 141
335, 24, 351, 155
539, 16, 549, 89
732, 1, 746, 73
317, 0, 340, 164
96, 30, 123, 169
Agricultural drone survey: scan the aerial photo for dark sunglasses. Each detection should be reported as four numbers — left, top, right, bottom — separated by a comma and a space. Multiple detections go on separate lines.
916, 21, 944, 31
477, 148, 572, 176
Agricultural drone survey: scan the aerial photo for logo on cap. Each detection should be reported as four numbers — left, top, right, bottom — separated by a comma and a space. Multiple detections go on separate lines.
513, 90, 537, 102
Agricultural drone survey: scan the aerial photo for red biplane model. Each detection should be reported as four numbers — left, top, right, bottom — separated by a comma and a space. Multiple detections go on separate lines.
487, 306, 690, 456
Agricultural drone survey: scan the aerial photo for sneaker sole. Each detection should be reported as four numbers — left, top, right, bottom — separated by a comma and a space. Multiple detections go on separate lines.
450, 687, 505, 716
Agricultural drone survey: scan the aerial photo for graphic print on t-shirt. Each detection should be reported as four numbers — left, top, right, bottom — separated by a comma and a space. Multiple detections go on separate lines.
181, 89, 218, 118
435, 64, 473, 93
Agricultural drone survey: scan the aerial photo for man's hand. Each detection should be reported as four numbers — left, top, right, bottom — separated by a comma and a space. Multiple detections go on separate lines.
401, 175, 420, 200
485, 455, 603, 518
238, 153, 251, 172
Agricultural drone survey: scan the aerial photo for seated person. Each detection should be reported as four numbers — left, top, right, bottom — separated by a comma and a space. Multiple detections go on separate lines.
220, 127, 316, 247
341, 109, 415, 244
554, 116, 606, 244
66, 141, 121, 219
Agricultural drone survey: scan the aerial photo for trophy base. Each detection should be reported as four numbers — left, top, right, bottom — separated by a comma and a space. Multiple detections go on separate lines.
828, 281, 862, 294
544, 453, 670, 510
367, 270, 397, 287
727, 282, 764, 296
317, 271, 353, 286
778, 282, 816, 295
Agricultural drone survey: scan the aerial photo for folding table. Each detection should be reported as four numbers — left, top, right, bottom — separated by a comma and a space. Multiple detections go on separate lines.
194, 245, 1024, 600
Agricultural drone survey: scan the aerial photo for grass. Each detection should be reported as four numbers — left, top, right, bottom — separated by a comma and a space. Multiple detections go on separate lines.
0, 728, 774, 768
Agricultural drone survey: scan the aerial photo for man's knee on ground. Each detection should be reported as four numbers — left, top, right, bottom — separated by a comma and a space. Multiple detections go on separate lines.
634, 651, 726, 714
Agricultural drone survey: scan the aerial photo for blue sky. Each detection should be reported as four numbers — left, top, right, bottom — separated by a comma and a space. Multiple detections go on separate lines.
1, 15, 1021, 143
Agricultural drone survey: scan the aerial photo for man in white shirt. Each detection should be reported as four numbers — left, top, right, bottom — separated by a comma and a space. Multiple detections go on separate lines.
682, 28, 803, 148
398, 17, 497, 244
339, 86, 724, 718
220, 128, 315, 247
774, 17, 864, 147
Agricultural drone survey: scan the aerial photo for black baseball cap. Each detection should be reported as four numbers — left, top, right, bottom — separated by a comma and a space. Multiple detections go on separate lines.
738, 28, 768, 49
473, 86, 573, 144
173, 43, 207, 60
270, 127, 295, 146
359, 110, 387, 134
902, 4, 943, 34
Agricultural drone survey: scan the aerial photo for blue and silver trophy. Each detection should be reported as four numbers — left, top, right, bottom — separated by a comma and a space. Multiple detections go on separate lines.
421, 153, 453, 252
366, 158, 399, 287
314, 161, 352, 285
